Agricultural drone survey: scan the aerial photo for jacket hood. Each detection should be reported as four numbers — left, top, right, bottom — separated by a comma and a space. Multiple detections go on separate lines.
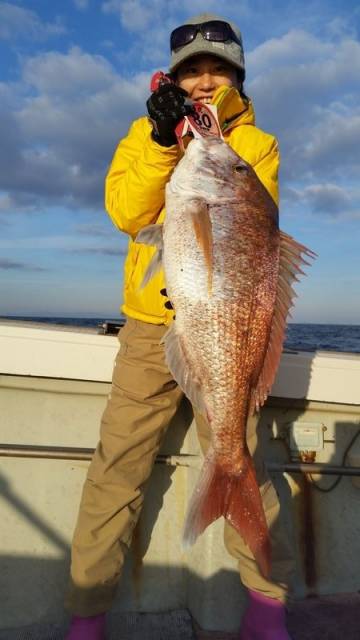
212, 85, 255, 132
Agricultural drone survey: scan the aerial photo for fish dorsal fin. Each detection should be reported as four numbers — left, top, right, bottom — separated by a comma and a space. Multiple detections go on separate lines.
162, 323, 207, 415
135, 223, 164, 288
250, 231, 316, 414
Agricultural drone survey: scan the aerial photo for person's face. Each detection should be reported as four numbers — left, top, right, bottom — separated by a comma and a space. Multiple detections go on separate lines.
176, 54, 238, 103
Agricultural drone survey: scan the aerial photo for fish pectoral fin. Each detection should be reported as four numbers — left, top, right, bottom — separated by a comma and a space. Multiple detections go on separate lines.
250, 230, 316, 414
135, 224, 164, 289
139, 249, 163, 289
162, 323, 206, 415
135, 223, 164, 249
189, 199, 213, 294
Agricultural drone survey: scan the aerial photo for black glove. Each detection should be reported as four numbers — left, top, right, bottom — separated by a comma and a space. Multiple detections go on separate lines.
147, 84, 192, 147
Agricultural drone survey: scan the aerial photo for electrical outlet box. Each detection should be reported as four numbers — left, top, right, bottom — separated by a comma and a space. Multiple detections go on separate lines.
288, 421, 324, 454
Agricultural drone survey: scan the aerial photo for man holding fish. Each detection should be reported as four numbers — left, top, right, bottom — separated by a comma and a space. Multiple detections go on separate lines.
65, 13, 312, 640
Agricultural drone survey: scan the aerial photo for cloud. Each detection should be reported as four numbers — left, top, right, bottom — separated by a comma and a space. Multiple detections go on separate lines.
22, 46, 115, 96
0, 194, 13, 211
284, 183, 359, 218
0, 21, 359, 222
0, 258, 48, 271
0, 234, 127, 252
248, 29, 333, 73
102, 0, 153, 31
303, 184, 351, 214
0, 2, 66, 40
102, 0, 250, 33
248, 30, 360, 123
246, 28, 360, 198
101, 1, 250, 67
73, 0, 89, 9
101, 0, 172, 65
74, 223, 115, 236
100, 39, 115, 49
0, 47, 150, 212
76, 246, 128, 256
300, 106, 360, 176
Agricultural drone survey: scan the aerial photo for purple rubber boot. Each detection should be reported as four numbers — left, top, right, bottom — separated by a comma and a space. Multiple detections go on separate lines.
240, 590, 292, 640
65, 613, 106, 640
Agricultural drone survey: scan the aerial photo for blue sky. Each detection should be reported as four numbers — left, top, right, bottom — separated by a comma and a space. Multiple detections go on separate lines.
0, 0, 359, 322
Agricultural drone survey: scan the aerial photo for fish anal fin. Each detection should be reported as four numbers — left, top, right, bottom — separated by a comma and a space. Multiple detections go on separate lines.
163, 323, 206, 415
183, 449, 271, 578
189, 200, 213, 294
135, 224, 164, 289
250, 231, 316, 414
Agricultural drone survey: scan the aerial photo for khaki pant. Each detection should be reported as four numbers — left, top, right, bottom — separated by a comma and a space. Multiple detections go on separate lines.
66, 318, 294, 616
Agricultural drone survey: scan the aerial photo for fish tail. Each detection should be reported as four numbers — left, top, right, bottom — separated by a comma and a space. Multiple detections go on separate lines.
183, 449, 271, 578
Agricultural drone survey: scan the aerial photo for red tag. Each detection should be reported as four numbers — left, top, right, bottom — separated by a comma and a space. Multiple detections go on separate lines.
186, 103, 222, 138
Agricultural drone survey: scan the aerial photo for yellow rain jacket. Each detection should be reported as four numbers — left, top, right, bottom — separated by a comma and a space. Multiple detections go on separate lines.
105, 86, 280, 325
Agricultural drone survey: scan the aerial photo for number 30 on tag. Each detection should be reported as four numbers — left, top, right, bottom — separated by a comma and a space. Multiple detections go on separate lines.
187, 103, 223, 139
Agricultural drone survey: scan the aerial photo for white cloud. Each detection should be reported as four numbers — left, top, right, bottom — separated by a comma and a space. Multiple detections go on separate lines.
102, 0, 250, 31
101, 1, 250, 65
101, 39, 115, 49
248, 30, 360, 116
74, 223, 115, 236
73, 0, 89, 9
246, 29, 360, 192
300, 107, 360, 175
303, 184, 351, 214
0, 194, 12, 211
325, 16, 357, 39
0, 48, 150, 211
102, 0, 153, 31
248, 29, 329, 72
23, 47, 116, 96
0, 21, 359, 221
76, 246, 128, 256
0, 2, 66, 40
283, 183, 359, 219
0, 234, 127, 253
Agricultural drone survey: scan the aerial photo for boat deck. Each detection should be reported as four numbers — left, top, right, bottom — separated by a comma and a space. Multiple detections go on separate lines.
197, 593, 360, 639
1, 595, 359, 639
1, 321, 359, 638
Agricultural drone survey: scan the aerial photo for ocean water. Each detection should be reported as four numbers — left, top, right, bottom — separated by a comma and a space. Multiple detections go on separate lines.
2, 316, 360, 354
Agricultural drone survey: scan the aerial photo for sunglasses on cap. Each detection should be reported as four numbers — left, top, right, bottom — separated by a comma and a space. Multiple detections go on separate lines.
170, 20, 241, 52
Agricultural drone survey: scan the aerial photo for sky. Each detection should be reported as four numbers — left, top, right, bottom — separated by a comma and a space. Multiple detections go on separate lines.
0, 0, 359, 323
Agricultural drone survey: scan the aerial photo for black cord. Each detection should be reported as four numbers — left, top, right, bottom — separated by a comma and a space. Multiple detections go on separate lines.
308, 428, 360, 493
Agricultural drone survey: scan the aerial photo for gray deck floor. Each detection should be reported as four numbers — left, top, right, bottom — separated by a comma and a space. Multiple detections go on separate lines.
197, 593, 360, 640
0, 594, 359, 639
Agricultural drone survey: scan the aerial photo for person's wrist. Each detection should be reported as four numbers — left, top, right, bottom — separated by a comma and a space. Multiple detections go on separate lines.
151, 128, 177, 147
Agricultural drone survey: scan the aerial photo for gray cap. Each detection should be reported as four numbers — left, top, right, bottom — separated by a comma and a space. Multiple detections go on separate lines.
169, 13, 245, 75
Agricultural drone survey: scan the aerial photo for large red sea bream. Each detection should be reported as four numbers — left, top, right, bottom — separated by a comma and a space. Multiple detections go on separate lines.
137, 136, 315, 577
